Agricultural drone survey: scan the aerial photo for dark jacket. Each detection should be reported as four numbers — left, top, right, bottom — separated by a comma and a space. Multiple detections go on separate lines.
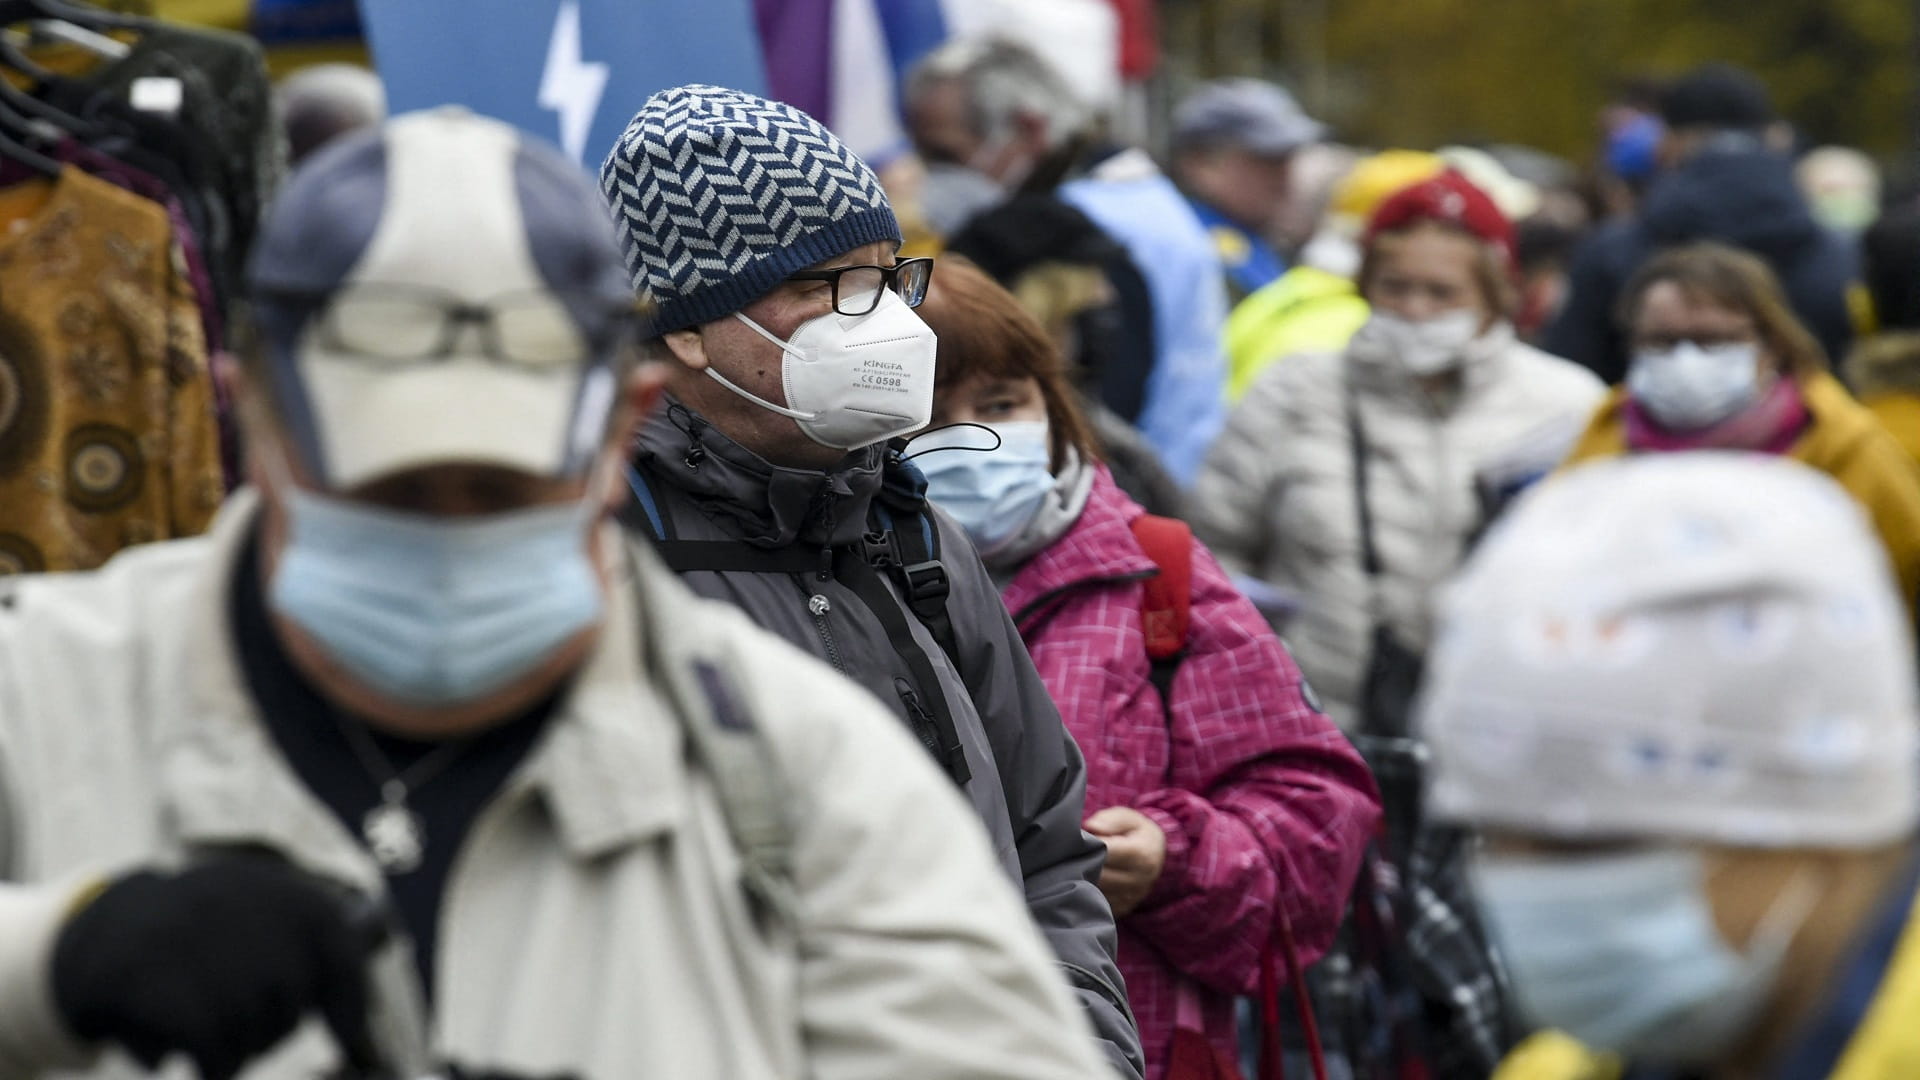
626, 403, 1145, 1078
1547, 146, 1856, 384
1086, 403, 1185, 519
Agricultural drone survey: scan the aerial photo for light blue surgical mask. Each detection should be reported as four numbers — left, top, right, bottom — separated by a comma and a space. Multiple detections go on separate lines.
270, 485, 605, 708
1473, 848, 1817, 1067
911, 420, 1055, 556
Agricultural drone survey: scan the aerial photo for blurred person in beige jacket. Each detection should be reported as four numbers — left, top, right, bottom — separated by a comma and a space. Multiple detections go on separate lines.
0, 109, 1116, 1080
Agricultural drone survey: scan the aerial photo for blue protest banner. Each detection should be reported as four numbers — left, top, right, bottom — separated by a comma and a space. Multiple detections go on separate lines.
357, 0, 768, 168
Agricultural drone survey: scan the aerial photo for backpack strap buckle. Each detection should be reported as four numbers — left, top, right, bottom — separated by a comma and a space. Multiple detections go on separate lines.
901, 559, 949, 614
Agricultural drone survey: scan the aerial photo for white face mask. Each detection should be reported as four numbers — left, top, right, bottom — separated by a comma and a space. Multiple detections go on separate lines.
1353, 309, 1483, 375
1628, 342, 1764, 431
717, 286, 939, 451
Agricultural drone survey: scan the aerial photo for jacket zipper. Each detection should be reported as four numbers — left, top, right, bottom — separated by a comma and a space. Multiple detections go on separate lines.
893, 677, 944, 758
795, 547, 848, 676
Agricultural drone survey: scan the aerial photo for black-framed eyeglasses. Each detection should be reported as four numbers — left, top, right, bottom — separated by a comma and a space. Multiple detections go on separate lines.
784, 257, 934, 316
258, 283, 642, 369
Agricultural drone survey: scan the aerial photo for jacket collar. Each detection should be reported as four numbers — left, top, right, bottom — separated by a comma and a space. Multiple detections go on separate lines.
1003, 467, 1157, 622
635, 399, 886, 548
163, 492, 690, 892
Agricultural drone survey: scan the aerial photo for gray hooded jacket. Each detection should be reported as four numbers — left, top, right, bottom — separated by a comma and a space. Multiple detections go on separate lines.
625, 403, 1142, 1078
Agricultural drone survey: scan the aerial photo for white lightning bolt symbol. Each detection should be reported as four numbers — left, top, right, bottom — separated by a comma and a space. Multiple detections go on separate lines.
538, 0, 610, 163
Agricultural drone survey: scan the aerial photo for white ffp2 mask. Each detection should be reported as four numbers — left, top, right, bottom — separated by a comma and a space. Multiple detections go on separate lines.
714, 287, 938, 450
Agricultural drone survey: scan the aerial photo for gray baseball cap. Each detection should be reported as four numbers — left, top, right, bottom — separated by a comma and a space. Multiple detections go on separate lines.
1174, 78, 1325, 157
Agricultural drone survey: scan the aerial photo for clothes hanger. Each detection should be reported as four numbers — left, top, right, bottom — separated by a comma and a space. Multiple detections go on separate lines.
0, 17, 125, 88
0, 8, 109, 142
0, 1, 141, 33
0, 92, 63, 178
0, 0, 139, 92
0, 42, 103, 140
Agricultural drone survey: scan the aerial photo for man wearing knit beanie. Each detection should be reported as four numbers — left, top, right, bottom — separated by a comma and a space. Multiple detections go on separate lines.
601, 84, 1143, 1077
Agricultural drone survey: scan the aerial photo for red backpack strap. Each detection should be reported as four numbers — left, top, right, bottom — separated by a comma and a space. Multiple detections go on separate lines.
1129, 514, 1194, 660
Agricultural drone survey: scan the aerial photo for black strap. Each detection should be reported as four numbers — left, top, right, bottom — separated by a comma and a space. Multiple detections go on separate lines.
1146, 656, 1180, 724
1345, 377, 1383, 579
651, 540, 825, 576
871, 512, 961, 672
837, 552, 973, 786
873, 450, 962, 672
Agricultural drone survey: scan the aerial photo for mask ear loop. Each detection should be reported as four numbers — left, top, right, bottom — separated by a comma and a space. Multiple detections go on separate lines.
900, 422, 1005, 462
712, 312, 823, 422
1739, 864, 1825, 966
254, 428, 316, 497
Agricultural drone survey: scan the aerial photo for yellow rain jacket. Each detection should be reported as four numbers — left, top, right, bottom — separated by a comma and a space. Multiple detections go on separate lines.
1223, 266, 1371, 400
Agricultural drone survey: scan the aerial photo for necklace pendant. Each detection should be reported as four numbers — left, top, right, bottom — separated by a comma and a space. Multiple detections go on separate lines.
363, 792, 425, 874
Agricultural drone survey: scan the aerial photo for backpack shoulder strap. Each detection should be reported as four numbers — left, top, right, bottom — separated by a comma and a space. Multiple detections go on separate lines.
873, 449, 961, 671
624, 459, 830, 576
629, 540, 797, 931
1129, 514, 1194, 713
622, 461, 677, 542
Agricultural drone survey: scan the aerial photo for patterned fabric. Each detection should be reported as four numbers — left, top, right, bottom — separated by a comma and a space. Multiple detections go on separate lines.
0, 167, 221, 573
1302, 824, 1519, 1080
599, 83, 902, 333
0, 138, 234, 488
1002, 465, 1381, 1080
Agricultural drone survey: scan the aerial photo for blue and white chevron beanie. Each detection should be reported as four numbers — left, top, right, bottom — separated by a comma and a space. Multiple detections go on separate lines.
599, 84, 901, 334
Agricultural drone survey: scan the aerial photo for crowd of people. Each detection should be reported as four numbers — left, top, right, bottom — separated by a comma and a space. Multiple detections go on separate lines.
2, 13, 1920, 1080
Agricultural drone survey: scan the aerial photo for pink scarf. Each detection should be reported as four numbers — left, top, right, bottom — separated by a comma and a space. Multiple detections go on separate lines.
1624, 376, 1809, 455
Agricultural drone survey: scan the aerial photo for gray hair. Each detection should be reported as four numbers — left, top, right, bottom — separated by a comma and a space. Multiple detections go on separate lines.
275, 64, 387, 166
905, 38, 1088, 149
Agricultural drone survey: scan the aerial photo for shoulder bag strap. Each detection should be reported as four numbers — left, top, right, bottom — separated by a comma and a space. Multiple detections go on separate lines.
1345, 374, 1384, 581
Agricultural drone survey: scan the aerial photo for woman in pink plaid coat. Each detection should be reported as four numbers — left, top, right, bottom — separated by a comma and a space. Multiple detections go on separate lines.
910, 260, 1381, 1079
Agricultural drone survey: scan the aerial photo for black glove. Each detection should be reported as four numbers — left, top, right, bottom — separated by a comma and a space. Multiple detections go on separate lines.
51, 858, 381, 1080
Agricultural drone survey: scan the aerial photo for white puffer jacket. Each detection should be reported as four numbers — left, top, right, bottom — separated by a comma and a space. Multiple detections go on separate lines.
1193, 322, 1605, 729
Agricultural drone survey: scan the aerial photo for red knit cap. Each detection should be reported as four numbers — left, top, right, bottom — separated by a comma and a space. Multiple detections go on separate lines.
1362, 169, 1516, 270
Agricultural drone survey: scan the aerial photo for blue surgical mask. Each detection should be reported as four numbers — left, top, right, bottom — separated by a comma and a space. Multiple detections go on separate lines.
1474, 848, 1816, 1066
270, 486, 605, 708
911, 421, 1055, 555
